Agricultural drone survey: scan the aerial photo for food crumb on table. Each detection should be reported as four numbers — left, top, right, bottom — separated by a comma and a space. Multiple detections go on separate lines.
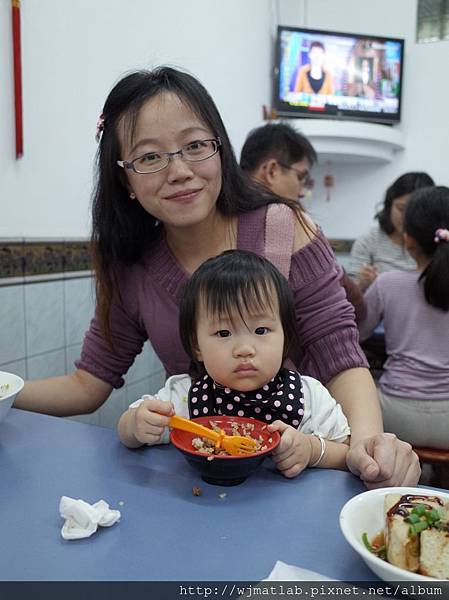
192, 486, 202, 496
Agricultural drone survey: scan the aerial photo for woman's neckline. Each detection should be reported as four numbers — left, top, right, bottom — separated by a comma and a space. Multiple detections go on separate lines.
162, 213, 239, 277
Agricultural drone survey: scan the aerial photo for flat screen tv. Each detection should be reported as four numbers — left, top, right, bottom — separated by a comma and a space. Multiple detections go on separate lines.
274, 26, 405, 124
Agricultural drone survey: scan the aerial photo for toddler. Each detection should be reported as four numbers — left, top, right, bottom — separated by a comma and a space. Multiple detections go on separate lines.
118, 250, 350, 477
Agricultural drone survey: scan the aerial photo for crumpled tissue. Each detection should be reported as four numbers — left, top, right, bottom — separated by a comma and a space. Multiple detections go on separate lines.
59, 495, 121, 540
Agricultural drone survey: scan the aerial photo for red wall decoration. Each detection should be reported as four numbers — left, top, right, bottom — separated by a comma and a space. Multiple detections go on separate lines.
12, 0, 23, 158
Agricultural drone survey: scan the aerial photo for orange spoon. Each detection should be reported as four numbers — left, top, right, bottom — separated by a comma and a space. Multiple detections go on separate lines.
168, 415, 258, 456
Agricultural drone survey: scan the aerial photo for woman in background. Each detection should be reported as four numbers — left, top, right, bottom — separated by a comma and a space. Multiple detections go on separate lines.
349, 172, 434, 291
359, 186, 449, 448
14, 66, 419, 488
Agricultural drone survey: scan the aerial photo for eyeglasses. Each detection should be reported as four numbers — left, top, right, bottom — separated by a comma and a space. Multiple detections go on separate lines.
117, 137, 221, 174
278, 162, 312, 187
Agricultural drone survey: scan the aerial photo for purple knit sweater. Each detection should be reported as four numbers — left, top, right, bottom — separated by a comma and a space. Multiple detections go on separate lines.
76, 206, 368, 387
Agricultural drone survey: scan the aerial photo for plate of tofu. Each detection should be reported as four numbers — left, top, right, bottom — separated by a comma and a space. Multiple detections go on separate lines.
339, 487, 449, 581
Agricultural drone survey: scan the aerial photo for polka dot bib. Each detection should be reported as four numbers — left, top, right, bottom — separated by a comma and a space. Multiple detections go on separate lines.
188, 368, 305, 428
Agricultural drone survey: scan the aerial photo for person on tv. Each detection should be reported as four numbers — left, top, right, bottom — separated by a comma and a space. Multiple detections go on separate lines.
351, 57, 376, 99
294, 40, 334, 95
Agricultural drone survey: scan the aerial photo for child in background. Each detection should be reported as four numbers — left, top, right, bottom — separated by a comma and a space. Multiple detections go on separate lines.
118, 250, 350, 478
359, 186, 449, 449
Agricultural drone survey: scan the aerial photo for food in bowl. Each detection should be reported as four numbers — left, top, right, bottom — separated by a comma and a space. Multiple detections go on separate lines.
170, 415, 280, 486
0, 383, 11, 398
340, 487, 449, 582
364, 493, 449, 579
191, 419, 268, 455
0, 371, 25, 423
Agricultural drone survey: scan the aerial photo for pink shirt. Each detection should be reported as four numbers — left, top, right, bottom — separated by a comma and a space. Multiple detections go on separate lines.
76, 206, 367, 387
359, 270, 449, 399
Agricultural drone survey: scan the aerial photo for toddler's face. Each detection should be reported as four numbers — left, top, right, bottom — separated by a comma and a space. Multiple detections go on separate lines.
194, 299, 284, 392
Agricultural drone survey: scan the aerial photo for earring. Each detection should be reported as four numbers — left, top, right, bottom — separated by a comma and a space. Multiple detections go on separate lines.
129, 192, 136, 199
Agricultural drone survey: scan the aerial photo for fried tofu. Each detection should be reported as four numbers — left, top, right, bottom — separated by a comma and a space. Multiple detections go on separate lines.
420, 529, 449, 579
384, 493, 420, 572
384, 493, 448, 574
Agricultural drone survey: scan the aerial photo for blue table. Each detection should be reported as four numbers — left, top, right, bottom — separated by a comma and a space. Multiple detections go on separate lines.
0, 409, 374, 582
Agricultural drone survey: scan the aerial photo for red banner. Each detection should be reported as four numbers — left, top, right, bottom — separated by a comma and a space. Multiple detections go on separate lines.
12, 0, 23, 158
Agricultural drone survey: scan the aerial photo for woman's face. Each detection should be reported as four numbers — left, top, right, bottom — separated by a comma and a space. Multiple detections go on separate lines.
118, 92, 222, 232
390, 193, 411, 234
309, 46, 325, 68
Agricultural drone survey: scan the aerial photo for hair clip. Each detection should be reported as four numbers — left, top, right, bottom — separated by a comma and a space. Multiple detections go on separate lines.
434, 228, 449, 243
95, 113, 105, 143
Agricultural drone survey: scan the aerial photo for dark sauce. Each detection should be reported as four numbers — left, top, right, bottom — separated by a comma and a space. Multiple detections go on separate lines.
387, 494, 444, 518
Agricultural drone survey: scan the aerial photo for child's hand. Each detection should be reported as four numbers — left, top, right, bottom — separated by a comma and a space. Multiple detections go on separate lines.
267, 420, 313, 478
131, 396, 175, 446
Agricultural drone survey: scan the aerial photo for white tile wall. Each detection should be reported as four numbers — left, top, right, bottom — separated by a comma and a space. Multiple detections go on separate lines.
0, 276, 165, 429
0, 286, 26, 364
336, 253, 351, 270
27, 348, 66, 380
24, 280, 65, 355
64, 277, 95, 346
0, 359, 26, 380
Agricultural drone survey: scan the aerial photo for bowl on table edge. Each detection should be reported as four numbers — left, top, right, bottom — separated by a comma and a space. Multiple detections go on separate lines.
0, 371, 25, 423
339, 486, 449, 582
170, 415, 281, 486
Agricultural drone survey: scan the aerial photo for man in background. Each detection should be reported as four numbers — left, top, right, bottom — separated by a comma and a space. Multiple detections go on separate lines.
240, 122, 366, 324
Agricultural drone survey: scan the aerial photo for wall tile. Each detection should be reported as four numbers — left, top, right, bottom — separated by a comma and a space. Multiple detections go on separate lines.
147, 342, 164, 374
66, 343, 82, 375
27, 349, 66, 380
0, 359, 27, 380
336, 253, 351, 270
125, 341, 163, 383
148, 370, 166, 396
0, 286, 26, 364
64, 277, 95, 346
125, 378, 153, 409
25, 281, 65, 356
97, 386, 128, 429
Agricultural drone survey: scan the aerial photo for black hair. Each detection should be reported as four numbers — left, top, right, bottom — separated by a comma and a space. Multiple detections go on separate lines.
404, 186, 449, 311
240, 122, 317, 174
179, 250, 298, 380
375, 171, 435, 235
91, 67, 306, 341
309, 41, 325, 52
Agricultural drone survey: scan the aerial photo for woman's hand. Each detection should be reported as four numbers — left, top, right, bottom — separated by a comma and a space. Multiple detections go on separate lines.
346, 432, 421, 489
356, 264, 378, 292
132, 396, 175, 445
267, 420, 314, 478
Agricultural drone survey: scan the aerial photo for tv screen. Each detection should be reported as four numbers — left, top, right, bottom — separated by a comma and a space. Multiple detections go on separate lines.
274, 26, 404, 124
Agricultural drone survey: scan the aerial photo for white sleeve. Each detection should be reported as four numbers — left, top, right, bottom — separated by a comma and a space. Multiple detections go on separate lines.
348, 231, 373, 278
298, 376, 350, 443
128, 374, 191, 444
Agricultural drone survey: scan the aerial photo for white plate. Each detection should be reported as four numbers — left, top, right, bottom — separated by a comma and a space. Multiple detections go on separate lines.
0, 370, 24, 423
339, 486, 449, 581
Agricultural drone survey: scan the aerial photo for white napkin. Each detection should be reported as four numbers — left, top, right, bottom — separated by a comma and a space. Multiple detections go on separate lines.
59, 495, 121, 540
264, 560, 335, 581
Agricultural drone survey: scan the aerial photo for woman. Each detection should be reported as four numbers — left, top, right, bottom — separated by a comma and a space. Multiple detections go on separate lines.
15, 66, 419, 488
294, 41, 334, 95
349, 172, 435, 291
359, 186, 449, 449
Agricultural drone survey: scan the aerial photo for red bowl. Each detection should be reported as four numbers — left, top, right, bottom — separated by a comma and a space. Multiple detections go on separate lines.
170, 416, 281, 486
